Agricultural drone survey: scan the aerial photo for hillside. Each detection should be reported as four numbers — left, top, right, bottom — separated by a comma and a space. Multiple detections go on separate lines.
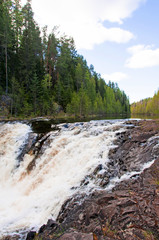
0, 0, 130, 118
131, 89, 159, 116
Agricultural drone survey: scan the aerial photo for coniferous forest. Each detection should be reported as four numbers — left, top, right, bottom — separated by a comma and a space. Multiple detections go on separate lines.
0, 0, 130, 118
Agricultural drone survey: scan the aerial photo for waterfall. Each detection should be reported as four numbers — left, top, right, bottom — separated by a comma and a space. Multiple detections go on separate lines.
0, 120, 125, 238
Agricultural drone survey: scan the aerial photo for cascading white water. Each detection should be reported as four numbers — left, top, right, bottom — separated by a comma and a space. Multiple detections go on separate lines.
0, 120, 125, 238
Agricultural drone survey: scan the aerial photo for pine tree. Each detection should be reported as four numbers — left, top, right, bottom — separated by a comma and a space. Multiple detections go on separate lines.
55, 36, 76, 110
18, 0, 44, 112
0, 0, 15, 94
46, 28, 58, 88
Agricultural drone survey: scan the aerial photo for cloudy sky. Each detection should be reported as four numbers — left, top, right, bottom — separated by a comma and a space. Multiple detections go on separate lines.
21, 0, 159, 103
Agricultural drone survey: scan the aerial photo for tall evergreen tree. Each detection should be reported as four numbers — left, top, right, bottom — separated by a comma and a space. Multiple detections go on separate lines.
0, 0, 15, 94
45, 27, 59, 88
18, 0, 44, 114
55, 36, 76, 110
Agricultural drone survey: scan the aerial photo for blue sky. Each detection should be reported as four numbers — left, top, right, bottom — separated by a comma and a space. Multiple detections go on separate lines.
21, 0, 159, 103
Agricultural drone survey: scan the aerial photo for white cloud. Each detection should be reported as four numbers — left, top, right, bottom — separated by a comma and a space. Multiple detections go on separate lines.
102, 72, 128, 83
126, 44, 159, 68
21, 0, 145, 50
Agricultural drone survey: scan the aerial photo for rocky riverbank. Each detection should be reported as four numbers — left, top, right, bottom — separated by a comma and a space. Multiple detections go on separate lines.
2, 119, 159, 240
24, 119, 159, 240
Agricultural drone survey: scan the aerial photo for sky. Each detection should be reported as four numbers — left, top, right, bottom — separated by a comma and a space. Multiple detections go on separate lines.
21, 0, 159, 103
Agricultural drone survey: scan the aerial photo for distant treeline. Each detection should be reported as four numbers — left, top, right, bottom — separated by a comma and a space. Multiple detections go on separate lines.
131, 89, 159, 115
0, 0, 130, 117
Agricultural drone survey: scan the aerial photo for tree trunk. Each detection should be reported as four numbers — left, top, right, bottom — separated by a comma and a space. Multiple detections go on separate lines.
5, 44, 8, 95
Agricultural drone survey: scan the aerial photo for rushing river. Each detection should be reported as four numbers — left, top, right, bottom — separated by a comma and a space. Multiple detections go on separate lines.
0, 119, 128, 238
2, 118, 157, 239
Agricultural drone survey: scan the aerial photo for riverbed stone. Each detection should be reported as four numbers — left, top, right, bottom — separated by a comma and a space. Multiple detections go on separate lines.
3, 120, 159, 240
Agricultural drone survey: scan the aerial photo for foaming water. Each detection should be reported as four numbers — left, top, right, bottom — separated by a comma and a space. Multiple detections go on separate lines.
0, 120, 125, 237
106, 159, 156, 191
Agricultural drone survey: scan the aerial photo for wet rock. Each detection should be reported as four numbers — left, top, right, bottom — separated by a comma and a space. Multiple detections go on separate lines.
100, 177, 110, 187
93, 164, 103, 175
16, 132, 37, 165
38, 219, 58, 235
1, 235, 20, 240
62, 123, 69, 129
38, 224, 46, 233
26, 132, 52, 173
46, 219, 58, 228
31, 120, 51, 133
73, 128, 81, 135
26, 231, 36, 240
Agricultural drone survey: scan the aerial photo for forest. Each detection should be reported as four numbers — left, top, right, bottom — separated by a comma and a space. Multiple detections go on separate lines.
0, 0, 130, 118
131, 89, 159, 115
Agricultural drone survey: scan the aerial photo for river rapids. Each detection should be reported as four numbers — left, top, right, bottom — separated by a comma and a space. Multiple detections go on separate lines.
0, 120, 130, 238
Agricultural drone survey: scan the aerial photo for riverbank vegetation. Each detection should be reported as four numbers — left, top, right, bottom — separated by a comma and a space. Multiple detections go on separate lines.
131, 89, 159, 116
0, 0, 130, 118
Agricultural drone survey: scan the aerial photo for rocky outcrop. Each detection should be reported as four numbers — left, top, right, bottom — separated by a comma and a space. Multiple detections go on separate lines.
32, 120, 159, 240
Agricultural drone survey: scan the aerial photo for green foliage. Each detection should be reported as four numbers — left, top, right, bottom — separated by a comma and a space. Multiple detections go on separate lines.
131, 89, 159, 116
0, 0, 130, 118
66, 86, 91, 117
